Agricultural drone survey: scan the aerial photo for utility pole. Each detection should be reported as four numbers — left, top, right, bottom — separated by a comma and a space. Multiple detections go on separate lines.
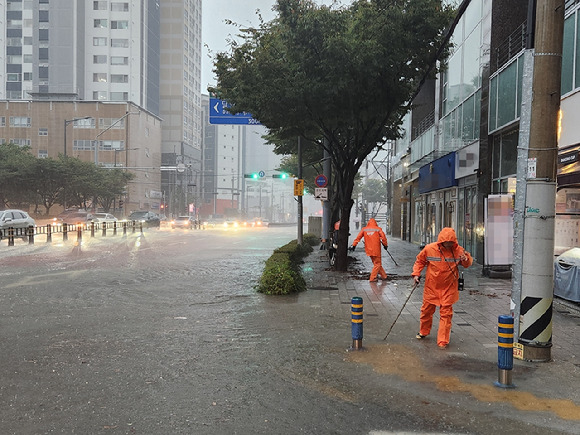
512, 0, 564, 362
297, 136, 303, 245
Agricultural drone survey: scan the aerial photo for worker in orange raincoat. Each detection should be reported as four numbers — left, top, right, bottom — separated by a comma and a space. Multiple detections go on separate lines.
412, 227, 473, 349
349, 218, 388, 282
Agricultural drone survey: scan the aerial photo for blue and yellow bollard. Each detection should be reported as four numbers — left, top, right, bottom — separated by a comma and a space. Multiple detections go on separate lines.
495, 314, 515, 388
350, 296, 363, 350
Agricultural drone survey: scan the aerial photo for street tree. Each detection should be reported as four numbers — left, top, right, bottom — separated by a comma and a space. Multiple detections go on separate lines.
0, 143, 37, 209
95, 169, 135, 213
211, 0, 454, 270
361, 178, 388, 218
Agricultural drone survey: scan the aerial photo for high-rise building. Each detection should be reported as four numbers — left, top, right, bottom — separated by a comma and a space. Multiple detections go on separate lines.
1, 0, 161, 115
159, 0, 203, 217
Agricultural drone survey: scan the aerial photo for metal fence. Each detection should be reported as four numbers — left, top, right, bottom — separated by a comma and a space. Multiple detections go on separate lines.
0, 221, 144, 246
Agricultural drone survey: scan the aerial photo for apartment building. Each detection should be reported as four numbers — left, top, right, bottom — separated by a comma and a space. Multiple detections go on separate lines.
159, 0, 203, 217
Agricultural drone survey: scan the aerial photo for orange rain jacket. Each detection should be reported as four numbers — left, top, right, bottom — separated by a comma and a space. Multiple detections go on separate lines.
412, 227, 473, 306
352, 218, 388, 257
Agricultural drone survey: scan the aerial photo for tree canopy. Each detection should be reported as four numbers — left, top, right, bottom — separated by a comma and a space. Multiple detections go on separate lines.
212, 0, 455, 270
0, 144, 134, 215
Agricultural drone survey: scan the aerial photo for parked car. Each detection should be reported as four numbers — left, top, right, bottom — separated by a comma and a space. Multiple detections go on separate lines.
92, 213, 118, 223
127, 211, 160, 228
54, 209, 93, 224
0, 209, 36, 239
171, 216, 195, 229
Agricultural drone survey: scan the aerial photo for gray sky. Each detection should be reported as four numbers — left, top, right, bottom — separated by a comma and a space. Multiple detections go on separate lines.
201, 0, 351, 93
201, 1, 277, 93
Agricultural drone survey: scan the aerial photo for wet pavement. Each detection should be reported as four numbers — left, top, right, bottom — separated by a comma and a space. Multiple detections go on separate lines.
301, 236, 580, 432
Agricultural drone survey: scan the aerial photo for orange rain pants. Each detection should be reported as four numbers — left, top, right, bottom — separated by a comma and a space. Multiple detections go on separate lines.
418, 301, 454, 346
369, 256, 387, 281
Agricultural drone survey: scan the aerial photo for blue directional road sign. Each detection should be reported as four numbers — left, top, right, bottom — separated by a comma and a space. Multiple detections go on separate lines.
209, 98, 261, 125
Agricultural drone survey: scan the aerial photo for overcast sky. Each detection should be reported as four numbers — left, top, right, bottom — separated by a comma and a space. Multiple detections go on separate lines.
201, 0, 351, 93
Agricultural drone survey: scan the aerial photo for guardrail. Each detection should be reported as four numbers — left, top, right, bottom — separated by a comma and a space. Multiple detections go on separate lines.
0, 220, 144, 246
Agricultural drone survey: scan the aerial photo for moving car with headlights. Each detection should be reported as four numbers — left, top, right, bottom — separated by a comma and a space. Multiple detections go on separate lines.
171, 216, 195, 229
0, 209, 36, 240
127, 211, 160, 228
92, 213, 118, 223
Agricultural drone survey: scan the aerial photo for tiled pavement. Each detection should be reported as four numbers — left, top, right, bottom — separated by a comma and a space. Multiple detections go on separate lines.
301, 236, 580, 408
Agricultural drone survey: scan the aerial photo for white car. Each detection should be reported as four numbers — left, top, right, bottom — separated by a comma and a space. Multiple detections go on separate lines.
0, 209, 36, 239
92, 213, 118, 223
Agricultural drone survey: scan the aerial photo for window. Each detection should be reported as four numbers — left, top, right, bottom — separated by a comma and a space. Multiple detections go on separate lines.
73, 118, 95, 129
93, 37, 107, 46
23, 72, 32, 81
94, 19, 108, 28
10, 117, 31, 127
38, 150, 48, 158
93, 73, 107, 83
94, 1, 107, 10
111, 39, 128, 48
73, 140, 94, 151
111, 2, 129, 12
23, 54, 33, 63
39, 48, 48, 60
7, 73, 21, 82
111, 20, 128, 29
93, 73, 107, 82
110, 56, 128, 65
39, 10, 49, 22
110, 92, 128, 100
0, 117, 5, 127
99, 118, 125, 129
39, 29, 48, 41
93, 91, 107, 100
38, 128, 48, 136
93, 55, 107, 64
111, 74, 128, 83
10, 138, 31, 146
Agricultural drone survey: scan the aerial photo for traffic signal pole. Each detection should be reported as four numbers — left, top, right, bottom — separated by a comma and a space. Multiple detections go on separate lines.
512, 0, 564, 362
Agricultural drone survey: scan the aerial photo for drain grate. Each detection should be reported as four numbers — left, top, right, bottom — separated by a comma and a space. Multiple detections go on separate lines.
456, 323, 472, 326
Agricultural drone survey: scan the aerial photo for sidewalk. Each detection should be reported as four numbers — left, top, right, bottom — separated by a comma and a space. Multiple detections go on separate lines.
301, 236, 580, 425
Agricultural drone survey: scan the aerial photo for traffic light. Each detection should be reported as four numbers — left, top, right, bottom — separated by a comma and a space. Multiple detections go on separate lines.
244, 173, 259, 179
272, 173, 288, 179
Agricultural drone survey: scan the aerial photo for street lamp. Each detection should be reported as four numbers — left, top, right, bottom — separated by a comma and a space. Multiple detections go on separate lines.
94, 111, 140, 165
114, 147, 140, 167
63, 116, 92, 157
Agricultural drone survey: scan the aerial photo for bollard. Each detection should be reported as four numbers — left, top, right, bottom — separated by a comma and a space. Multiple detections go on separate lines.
132, 221, 136, 233
63, 223, 68, 241
495, 314, 516, 388
77, 224, 82, 242
28, 225, 34, 245
8, 227, 15, 246
102, 221, 107, 237
139, 222, 143, 233
113, 221, 117, 236
123, 221, 127, 235
46, 224, 52, 243
350, 296, 364, 350
91, 221, 95, 237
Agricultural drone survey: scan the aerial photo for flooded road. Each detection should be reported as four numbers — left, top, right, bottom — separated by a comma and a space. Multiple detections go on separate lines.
0, 227, 571, 434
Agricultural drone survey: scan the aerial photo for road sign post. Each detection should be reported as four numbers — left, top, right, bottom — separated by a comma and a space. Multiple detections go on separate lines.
209, 98, 261, 125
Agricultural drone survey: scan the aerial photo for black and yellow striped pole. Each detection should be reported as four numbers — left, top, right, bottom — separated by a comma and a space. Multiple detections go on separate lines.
350, 296, 363, 350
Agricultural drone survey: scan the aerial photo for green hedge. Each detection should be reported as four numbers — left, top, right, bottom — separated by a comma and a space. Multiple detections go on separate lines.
257, 233, 319, 295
